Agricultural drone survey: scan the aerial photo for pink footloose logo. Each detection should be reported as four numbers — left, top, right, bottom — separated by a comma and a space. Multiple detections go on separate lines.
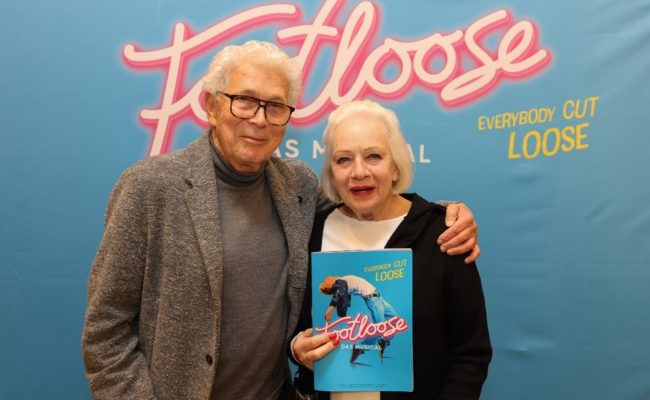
123, 0, 552, 156
315, 313, 409, 343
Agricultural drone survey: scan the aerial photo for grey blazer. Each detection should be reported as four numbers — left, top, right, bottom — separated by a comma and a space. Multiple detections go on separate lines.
82, 133, 320, 399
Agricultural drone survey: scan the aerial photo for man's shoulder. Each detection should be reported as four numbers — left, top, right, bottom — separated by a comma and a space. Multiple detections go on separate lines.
267, 157, 318, 187
119, 135, 207, 186
269, 157, 315, 176
120, 152, 185, 186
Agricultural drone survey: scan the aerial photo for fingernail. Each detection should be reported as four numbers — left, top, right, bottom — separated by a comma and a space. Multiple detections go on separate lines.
437, 239, 442, 245
333, 339, 340, 346
440, 246, 446, 253
448, 249, 455, 255
445, 219, 453, 227
328, 333, 337, 340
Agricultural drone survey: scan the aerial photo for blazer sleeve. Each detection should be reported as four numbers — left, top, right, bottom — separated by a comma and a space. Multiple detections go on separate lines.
291, 255, 317, 395
82, 169, 156, 400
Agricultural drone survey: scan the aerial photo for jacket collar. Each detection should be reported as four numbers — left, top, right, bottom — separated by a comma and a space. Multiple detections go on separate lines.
264, 158, 307, 341
386, 193, 443, 248
181, 133, 224, 309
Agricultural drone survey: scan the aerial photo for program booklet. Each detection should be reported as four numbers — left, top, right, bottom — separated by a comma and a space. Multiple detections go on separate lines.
311, 249, 413, 392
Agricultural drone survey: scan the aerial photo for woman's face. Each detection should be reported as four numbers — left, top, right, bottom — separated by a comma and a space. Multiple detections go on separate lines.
329, 115, 399, 221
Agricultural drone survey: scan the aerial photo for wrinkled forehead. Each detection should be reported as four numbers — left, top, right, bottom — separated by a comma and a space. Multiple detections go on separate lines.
332, 115, 390, 145
226, 60, 290, 103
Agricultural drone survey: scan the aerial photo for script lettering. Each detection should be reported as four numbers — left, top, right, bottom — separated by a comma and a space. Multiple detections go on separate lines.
314, 313, 409, 343
123, 0, 551, 155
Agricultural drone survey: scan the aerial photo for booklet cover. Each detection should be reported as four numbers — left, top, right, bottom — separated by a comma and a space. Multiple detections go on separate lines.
311, 249, 413, 392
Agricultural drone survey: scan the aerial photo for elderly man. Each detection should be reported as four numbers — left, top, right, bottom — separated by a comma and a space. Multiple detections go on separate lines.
82, 41, 479, 400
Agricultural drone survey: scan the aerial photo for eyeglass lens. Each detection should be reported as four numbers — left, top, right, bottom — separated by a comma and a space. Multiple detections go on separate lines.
231, 95, 291, 125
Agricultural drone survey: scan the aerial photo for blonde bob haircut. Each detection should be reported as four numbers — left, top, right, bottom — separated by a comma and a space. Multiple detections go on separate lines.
202, 40, 301, 106
321, 100, 413, 203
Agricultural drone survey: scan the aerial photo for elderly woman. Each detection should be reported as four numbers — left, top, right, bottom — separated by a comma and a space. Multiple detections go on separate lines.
292, 100, 492, 400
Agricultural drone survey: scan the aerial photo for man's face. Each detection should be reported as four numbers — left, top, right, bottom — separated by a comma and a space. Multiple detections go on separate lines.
207, 62, 289, 173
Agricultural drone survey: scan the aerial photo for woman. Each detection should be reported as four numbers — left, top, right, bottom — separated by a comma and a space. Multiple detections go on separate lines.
292, 100, 492, 399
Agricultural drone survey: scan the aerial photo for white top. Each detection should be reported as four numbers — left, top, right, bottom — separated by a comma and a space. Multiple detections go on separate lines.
323, 208, 406, 400
322, 208, 406, 252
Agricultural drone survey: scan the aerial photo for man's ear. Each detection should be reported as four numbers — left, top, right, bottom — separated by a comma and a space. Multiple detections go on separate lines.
204, 92, 216, 111
204, 93, 218, 127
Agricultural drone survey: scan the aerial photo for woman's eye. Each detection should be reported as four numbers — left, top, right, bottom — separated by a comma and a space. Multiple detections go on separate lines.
335, 157, 351, 164
367, 153, 382, 160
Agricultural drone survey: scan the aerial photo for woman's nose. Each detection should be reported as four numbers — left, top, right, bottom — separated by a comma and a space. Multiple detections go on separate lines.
351, 159, 369, 178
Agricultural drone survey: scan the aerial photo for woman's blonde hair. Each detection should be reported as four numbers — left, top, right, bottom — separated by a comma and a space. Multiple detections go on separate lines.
320, 100, 413, 203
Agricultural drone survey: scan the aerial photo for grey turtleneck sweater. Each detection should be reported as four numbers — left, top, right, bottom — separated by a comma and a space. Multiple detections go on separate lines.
209, 142, 289, 400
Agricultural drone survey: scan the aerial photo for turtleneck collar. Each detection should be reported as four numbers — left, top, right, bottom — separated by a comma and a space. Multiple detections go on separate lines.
209, 136, 264, 187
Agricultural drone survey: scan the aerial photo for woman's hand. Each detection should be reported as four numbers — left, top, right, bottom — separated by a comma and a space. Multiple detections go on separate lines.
438, 202, 480, 264
293, 329, 340, 371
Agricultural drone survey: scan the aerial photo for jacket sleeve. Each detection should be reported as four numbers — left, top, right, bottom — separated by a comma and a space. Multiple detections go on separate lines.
291, 256, 317, 395
439, 258, 492, 400
82, 169, 156, 400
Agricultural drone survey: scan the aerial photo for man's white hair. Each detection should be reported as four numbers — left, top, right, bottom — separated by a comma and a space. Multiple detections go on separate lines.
202, 40, 301, 106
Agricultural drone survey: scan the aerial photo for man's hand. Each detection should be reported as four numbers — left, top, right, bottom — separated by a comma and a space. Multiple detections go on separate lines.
293, 329, 339, 371
437, 202, 480, 264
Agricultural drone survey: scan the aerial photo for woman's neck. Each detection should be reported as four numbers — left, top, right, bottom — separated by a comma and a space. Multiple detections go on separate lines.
340, 194, 412, 221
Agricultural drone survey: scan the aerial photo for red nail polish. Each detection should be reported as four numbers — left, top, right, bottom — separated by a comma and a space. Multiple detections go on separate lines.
328, 333, 337, 340
333, 339, 340, 346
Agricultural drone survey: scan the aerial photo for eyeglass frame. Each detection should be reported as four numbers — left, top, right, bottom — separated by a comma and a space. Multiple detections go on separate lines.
215, 91, 296, 126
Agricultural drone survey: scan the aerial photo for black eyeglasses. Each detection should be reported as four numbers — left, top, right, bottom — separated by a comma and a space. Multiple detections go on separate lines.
217, 91, 295, 126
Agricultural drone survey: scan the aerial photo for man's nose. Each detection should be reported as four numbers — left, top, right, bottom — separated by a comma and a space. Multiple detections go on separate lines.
248, 105, 267, 126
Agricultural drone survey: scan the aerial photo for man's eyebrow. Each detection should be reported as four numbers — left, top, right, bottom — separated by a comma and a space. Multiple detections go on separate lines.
236, 89, 287, 103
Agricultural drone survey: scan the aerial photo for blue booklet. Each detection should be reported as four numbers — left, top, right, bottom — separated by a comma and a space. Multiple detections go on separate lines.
311, 249, 414, 392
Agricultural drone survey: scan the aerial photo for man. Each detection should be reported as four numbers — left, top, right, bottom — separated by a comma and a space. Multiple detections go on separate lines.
82, 40, 479, 400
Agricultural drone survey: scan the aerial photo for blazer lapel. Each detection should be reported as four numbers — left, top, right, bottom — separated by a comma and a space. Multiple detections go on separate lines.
265, 161, 307, 340
182, 134, 224, 311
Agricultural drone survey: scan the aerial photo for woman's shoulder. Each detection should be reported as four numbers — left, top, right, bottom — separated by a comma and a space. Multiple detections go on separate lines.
315, 203, 340, 220
403, 193, 447, 222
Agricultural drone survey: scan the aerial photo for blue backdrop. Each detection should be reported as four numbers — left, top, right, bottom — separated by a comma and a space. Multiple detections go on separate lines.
1, 0, 649, 398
